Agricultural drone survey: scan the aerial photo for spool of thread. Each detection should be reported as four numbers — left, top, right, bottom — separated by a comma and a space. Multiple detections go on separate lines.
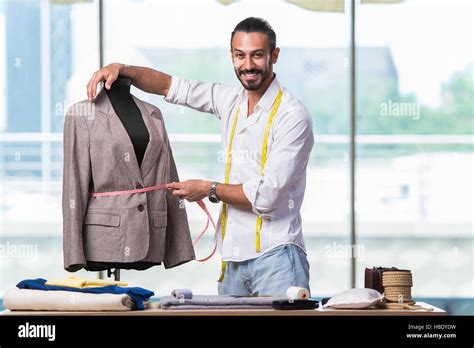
286, 286, 310, 300
171, 289, 193, 300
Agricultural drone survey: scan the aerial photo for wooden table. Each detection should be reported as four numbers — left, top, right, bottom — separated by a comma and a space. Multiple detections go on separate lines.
0, 302, 445, 316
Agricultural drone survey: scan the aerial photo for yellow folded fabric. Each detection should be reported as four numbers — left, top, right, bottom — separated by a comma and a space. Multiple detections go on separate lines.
45, 276, 128, 288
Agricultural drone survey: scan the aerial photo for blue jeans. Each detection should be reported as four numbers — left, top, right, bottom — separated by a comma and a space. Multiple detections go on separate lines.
217, 244, 310, 296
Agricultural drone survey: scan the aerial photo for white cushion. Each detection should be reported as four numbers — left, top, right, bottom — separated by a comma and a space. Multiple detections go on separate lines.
323, 288, 383, 309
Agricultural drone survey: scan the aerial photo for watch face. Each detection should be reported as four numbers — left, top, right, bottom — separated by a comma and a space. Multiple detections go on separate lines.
209, 195, 219, 203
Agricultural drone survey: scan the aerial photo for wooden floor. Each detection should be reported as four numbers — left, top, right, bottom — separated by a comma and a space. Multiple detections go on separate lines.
1, 302, 446, 316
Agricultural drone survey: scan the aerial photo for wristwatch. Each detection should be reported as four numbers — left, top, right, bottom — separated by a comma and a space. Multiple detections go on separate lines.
209, 182, 220, 203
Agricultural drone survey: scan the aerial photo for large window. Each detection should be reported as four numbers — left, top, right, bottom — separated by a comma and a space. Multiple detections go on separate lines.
355, 0, 473, 302
102, 0, 351, 296
0, 0, 100, 294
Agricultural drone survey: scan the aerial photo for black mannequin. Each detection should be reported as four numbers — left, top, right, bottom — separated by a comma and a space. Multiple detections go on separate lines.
106, 76, 149, 168
86, 77, 160, 279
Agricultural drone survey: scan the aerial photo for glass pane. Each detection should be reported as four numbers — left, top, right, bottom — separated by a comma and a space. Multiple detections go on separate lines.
103, 0, 351, 296
355, 0, 473, 312
0, 0, 100, 300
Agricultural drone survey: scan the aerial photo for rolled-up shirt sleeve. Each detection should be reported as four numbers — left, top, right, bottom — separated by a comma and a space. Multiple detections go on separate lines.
242, 108, 314, 218
163, 75, 187, 106
164, 75, 239, 120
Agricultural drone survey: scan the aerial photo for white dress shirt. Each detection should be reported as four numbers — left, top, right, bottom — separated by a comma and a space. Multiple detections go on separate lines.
164, 74, 314, 262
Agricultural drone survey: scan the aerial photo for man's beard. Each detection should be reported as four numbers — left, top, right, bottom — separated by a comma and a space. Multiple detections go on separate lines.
234, 64, 272, 91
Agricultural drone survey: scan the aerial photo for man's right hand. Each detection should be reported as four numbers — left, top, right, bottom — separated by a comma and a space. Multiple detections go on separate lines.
86, 64, 171, 99
87, 63, 123, 100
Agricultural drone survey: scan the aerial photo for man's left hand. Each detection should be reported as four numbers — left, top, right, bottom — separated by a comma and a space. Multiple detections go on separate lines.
166, 180, 212, 202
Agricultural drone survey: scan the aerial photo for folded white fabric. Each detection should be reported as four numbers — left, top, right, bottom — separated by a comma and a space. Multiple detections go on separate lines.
323, 288, 383, 309
3, 288, 134, 311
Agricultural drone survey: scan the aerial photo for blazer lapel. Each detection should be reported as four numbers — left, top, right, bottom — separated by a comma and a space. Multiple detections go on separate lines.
93, 89, 162, 185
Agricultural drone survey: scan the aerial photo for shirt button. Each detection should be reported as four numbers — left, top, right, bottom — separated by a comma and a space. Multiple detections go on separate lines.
137, 204, 145, 212
136, 183, 144, 189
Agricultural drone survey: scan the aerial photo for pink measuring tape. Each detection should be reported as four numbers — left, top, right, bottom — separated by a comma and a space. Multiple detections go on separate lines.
90, 184, 217, 262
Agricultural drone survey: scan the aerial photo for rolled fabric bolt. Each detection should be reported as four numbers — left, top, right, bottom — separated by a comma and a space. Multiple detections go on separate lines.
286, 286, 310, 300
171, 289, 193, 300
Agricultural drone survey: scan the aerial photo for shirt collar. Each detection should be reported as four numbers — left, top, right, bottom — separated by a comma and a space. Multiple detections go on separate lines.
256, 74, 281, 112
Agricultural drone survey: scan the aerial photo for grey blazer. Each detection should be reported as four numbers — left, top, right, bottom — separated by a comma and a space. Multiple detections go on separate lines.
62, 88, 195, 272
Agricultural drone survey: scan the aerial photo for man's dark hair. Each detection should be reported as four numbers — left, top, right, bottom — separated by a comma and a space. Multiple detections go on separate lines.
231, 17, 276, 52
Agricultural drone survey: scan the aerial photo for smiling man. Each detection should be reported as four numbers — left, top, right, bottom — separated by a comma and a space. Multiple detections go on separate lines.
87, 17, 314, 296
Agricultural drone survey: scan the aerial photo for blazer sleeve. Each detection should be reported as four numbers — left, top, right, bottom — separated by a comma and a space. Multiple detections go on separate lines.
163, 138, 196, 269
62, 105, 91, 272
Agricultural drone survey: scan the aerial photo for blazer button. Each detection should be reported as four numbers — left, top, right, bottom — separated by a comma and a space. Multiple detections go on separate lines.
136, 183, 144, 189
137, 204, 145, 212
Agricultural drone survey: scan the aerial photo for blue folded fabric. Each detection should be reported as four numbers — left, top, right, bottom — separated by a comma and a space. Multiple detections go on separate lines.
17, 278, 154, 310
